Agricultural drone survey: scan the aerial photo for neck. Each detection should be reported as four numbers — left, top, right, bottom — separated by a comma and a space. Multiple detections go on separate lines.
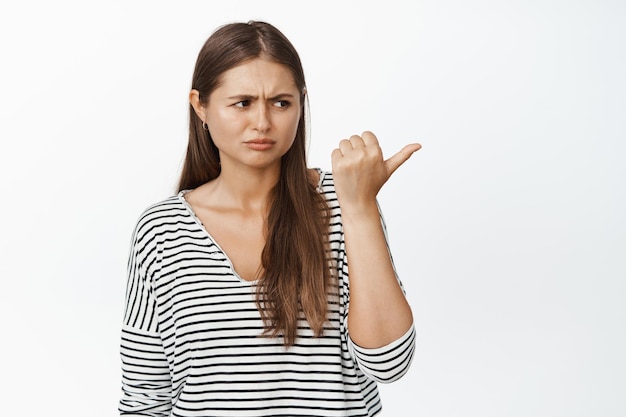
212, 163, 280, 212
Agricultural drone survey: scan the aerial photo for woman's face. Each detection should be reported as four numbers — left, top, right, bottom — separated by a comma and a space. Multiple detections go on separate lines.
198, 57, 302, 173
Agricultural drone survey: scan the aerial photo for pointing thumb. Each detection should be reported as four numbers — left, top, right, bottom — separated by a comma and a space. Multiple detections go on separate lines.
385, 143, 422, 175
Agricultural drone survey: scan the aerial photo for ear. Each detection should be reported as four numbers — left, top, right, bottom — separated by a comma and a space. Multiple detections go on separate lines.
189, 89, 206, 121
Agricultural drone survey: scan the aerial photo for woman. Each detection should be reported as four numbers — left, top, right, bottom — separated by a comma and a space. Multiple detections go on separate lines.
120, 20, 420, 417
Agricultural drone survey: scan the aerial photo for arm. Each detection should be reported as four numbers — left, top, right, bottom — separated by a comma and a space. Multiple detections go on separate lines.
341, 202, 417, 383
332, 131, 421, 349
119, 221, 172, 416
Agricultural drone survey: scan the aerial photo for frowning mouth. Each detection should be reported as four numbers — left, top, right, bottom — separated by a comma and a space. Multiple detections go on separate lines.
244, 138, 276, 150
245, 138, 276, 144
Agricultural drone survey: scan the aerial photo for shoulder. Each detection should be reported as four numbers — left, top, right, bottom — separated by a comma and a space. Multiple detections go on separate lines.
313, 169, 337, 195
131, 194, 191, 242
310, 169, 340, 213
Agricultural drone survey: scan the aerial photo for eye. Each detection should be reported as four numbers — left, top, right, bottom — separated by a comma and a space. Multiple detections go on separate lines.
234, 100, 251, 108
274, 100, 291, 108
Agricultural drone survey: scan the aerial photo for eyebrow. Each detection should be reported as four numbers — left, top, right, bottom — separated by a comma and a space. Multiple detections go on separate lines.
226, 93, 296, 101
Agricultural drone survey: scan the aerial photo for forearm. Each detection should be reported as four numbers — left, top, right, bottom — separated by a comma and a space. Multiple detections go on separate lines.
342, 201, 413, 349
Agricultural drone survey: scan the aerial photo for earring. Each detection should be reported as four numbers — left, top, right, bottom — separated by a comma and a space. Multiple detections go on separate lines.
202, 121, 209, 131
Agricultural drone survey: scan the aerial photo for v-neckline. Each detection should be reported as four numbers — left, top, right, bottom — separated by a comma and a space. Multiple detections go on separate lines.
178, 190, 255, 284
176, 168, 326, 284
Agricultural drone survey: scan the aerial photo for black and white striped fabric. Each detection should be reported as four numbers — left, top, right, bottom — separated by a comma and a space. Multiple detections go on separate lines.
119, 170, 416, 416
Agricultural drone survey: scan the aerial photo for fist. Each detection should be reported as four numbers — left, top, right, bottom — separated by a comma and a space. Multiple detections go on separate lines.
331, 131, 421, 206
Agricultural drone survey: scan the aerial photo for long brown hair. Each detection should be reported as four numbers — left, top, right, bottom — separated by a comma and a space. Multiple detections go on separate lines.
178, 21, 333, 346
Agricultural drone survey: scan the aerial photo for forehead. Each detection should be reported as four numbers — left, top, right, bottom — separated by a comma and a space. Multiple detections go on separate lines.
216, 58, 298, 94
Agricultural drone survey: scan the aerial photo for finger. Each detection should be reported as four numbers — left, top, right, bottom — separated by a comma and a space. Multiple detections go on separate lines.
384, 143, 422, 175
331, 148, 343, 165
360, 131, 379, 147
338, 139, 353, 155
349, 134, 366, 148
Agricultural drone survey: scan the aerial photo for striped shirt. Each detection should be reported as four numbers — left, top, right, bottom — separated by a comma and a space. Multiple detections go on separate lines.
119, 170, 416, 416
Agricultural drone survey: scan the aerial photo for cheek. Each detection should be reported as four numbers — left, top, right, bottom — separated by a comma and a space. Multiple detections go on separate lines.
207, 110, 244, 138
286, 109, 302, 135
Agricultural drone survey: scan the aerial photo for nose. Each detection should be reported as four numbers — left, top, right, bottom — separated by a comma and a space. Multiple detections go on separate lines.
253, 104, 271, 133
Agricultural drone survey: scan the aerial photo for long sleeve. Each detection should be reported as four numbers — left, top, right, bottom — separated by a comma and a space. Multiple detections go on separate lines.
348, 324, 416, 383
119, 220, 172, 416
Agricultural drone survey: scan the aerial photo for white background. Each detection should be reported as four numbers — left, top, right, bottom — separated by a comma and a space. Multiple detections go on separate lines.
1, 0, 624, 416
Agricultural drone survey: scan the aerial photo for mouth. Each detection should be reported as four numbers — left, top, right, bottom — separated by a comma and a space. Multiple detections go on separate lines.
245, 138, 276, 144
244, 138, 276, 150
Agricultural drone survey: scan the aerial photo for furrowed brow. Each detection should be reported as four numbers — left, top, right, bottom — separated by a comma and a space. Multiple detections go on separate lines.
268, 93, 295, 101
226, 94, 258, 101
225, 93, 295, 101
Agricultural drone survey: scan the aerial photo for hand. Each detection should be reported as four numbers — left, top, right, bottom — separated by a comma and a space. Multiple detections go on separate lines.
331, 131, 421, 207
